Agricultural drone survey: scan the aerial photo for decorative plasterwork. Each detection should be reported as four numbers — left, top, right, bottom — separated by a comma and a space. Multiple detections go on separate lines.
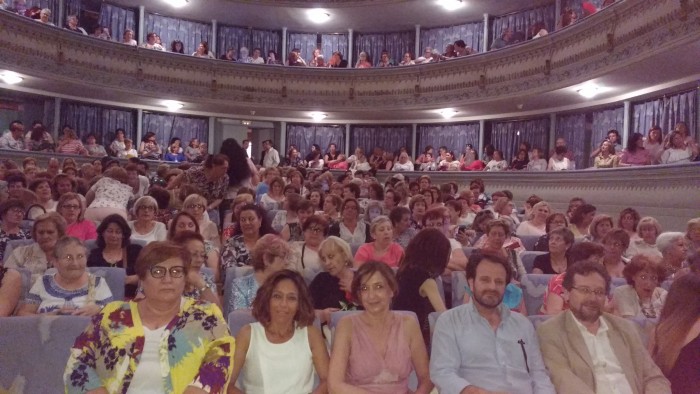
0, 0, 698, 113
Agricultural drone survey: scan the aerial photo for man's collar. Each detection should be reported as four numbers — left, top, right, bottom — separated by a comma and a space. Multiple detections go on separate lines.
569, 310, 608, 335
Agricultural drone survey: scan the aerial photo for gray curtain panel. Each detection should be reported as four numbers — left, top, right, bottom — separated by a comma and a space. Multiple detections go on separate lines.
142, 113, 209, 151
420, 20, 484, 55
145, 13, 212, 55
286, 124, 346, 157
63, 0, 82, 24
492, 3, 556, 43
632, 89, 697, 139
99, 3, 136, 45
354, 31, 414, 66
24, 0, 58, 24
251, 29, 281, 59
320, 34, 349, 64
491, 118, 550, 162
591, 106, 624, 149
350, 125, 412, 156
556, 113, 587, 170
287, 33, 318, 65
60, 101, 136, 146
417, 123, 480, 156
217, 25, 250, 58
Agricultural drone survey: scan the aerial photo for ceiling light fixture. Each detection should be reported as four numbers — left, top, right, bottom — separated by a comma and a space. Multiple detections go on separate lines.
307, 9, 331, 23
437, 0, 464, 11
310, 112, 327, 121
439, 108, 458, 118
162, 100, 184, 111
0, 71, 23, 85
577, 84, 601, 98
163, 0, 188, 7
241, 120, 252, 126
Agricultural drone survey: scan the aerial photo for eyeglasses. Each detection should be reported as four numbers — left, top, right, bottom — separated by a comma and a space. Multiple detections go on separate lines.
186, 204, 205, 210
62, 253, 86, 262
7, 207, 24, 215
306, 226, 324, 234
61, 204, 81, 211
150, 265, 185, 279
571, 286, 607, 297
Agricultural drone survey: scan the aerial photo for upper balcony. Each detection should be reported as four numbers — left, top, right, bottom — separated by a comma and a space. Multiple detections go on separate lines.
0, 0, 699, 123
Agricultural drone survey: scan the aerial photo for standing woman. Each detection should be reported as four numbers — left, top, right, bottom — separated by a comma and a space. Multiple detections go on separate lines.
58, 192, 96, 242
393, 228, 450, 346
88, 214, 142, 298
328, 262, 432, 393
65, 241, 234, 393
651, 274, 700, 394
85, 167, 133, 222
229, 270, 329, 394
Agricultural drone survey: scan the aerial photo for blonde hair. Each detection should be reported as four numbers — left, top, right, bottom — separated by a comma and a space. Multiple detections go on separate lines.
369, 215, 392, 235
637, 216, 662, 238
319, 236, 353, 268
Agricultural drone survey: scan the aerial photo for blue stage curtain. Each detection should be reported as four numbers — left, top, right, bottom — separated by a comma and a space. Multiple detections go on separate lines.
417, 123, 480, 157
491, 118, 550, 162
60, 101, 136, 146
556, 113, 587, 170
287, 33, 318, 65
145, 13, 212, 55
286, 124, 346, 157
251, 29, 281, 59
350, 125, 412, 157
217, 25, 250, 58
98, 3, 136, 44
420, 20, 484, 54
492, 3, 556, 45
633, 89, 697, 140
353, 31, 413, 66
320, 34, 349, 65
142, 113, 208, 151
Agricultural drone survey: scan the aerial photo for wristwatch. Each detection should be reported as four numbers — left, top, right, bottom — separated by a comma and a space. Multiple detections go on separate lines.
198, 282, 212, 293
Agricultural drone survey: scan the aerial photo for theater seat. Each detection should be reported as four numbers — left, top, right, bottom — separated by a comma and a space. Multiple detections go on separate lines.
520, 274, 554, 316
0, 315, 91, 393
519, 235, 540, 251
451, 271, 468, 308
520, 251, 547, 274
527, 314, 552, 329
87, 267, 126, 301
3, 239, 34, 265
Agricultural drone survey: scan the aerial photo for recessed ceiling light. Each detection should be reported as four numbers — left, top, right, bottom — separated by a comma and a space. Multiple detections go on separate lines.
307, 9, 331, 23
310, 112, 327, 121
439, 109, 458, 118
437, 0, 464, 11
163, 0, 188, 7
162, 100, 184, 111
241, 120, 251, 126
0, 71, 23, 85
577, 84, 601, 98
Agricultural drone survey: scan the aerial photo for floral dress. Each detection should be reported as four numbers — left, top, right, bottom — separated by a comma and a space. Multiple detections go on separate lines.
0, 228, 30, 262
64, 298, 234, 394
220, 235, 252, 282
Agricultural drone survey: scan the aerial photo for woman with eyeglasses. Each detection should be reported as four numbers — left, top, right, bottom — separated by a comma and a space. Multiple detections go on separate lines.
289, 215, 328, 284
182, 193, 220, 249
19, 236, 113, 316
88, 214, 142, 298
65, 241, 234, 393
128, 196, 167, 243
612, 254, 668, 319
601, 229, 631, 278
0, 199, 31, 262
168, 211, 221, 285
58, 192, 96, 242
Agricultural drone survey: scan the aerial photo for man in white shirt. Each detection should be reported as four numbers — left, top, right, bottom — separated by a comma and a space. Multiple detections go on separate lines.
249, 48, 265, 65
537, 261, 671, 394
261, 139, 280, 168
0, 120, 26, 150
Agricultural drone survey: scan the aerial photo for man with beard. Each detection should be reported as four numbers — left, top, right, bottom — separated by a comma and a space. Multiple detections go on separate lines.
430, 252, 555, 394
537, 261, 670, 393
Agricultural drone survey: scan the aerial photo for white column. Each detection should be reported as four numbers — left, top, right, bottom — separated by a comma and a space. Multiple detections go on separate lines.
414, 25, 421, 56
280, 121, 287, 153
138, 6, 145, 45
53, 98, 61, 141
555, 0, 562, 31
57, 0, 65, 29
411, 124, 418, 159
622, 100, 631, 148
549, 113, 557, 152
208, 117, 215, 153
211, 20, 217, 57
696, 86, 700, 140
345, 124, 351, 156
483, 13, 490, 52
282, 27, 287, 59
347, 29, 354, 67
136, 109, 143, 145
478, 120, 485, 158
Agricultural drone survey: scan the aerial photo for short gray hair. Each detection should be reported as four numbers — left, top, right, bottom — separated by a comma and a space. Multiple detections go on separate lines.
656, 232, 686, 254
134, 195, 158, 212
53, 236, 86, 259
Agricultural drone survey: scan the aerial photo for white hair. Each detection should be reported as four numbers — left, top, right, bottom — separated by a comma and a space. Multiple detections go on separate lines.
656, 232, 685, 254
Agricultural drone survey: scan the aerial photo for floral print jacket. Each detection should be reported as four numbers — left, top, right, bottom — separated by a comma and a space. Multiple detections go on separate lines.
64, 297, 234, 393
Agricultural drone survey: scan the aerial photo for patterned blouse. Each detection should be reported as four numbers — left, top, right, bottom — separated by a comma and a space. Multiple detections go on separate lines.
184, 166, 229, 202
64, 298, 234, 394
228, 274, 259, 312
0, 228, 30, 262
220, 235, 252, 271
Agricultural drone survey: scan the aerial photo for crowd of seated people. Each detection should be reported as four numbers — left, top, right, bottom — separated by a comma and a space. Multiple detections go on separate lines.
0, 129, 698, 392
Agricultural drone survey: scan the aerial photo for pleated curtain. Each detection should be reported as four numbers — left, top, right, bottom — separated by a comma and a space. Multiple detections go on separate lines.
287, 33, 318, 65
142, 113, 209, 151
420, 21, 484, 54
490, 118, 550, 162
492, 3, 556, 44
286, 124, 346, 157
353, 31, 414, 66
350, 125, 412, 156
145, 13, 212, 55
60, 101, 136, 146
417, 123, 480, 156
98, 3, 136, 45
217, 25, 250, 58
632, 89, 697, 140
590, 106, 624, 149
251, 29, 282, 59
556, 113, 587, 170
24, 0, 58, 24
320, 34, 349, 64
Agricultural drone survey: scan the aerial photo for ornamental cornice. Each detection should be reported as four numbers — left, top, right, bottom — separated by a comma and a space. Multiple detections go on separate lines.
0, 0, 699, 112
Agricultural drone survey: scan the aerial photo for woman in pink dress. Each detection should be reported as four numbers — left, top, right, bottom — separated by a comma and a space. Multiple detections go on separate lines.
328, 262, 432, 393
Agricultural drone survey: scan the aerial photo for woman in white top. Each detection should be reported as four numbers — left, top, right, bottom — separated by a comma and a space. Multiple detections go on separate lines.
516, 201, 550, 237
128, 196, 167, 243
484, 150, 508, 171
548, 145, 572, 170
122, 29, 137, 46
289, 215, 327, 284
438, 151, 461, 171
230, 269, 329, 394
259, 176, 286, 211
109, 128, 126, 156
643, 126, 664, 164
626, 216, 663, 259
85, 167, 133, 222
192, 41, 215, 59
613, 254, 668, 319
526, 148, 548, 171
661, 130, 698, 164
182, 194, 220, 249
392, 152, 414, 171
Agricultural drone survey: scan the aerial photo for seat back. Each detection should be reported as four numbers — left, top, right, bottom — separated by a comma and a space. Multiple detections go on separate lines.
87, 267, 126, 301
84, 239, 98, 252
223, 266, 254, 317
520, 251, 547, 274
462, 247, 475, 257
15, 267, 32, 303
451, 271, 468, 308
227, 309, 258, 336
519, 235, 540, 251
527, 314, 553, 329
0, 315, 91, 393
3, 239, 34, 264
520, 273, 554, 316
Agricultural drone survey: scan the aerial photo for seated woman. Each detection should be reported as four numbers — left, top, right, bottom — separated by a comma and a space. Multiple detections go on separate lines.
509, 149, 530, 170
222, 193, 255, 244
651, 274, 700, 394
58, 193, 97, 242
310, 236, 357, 322
128, 196, 167, 243
392, 152, 414, 172
182, 193, 220, 249
0, 199, 31, 262
56, 129, 87, 155
547, 145, 572, 170
19, 236, 113, 315
88, 214, 142, 298
163, 141, 186, 162
168, 211, 220, 281
627, 216, 663, 259
438, 151, 461, 171
474, 218, 525, 279
0, 266, 22, 316
602, 229, 631, 278
532, 228, 574, 274
594, 140, 620, 168
484, 150, 508, 171
568, 203, 597, 240
85, 167, 133, 222
281, 199, 314, 242
307, 151, 325, 170
657, 232, 690, 278
258, 176, 286, 211
328, 198, 372, 250
172, 231, 220, 307
228, 234, 291, 312
613, 254, 668, 318
516, 201, 551, 237
84, 134, 107, 157
620, 132, 651, 166
64, 241, 233, 393
618, 207, 641, 240
393, 228, 450, 346
230, 270, 329, 394
289, 215, 327, 284
287, 169, 308, 197
5, 212, 66, 287
526, 148, 548, 171
661, 130, 698, 164
138, 132, 162, 160
328, 261, 432, 393
221, 204, 276, 281
354, 216, 404, 268
585, 214, 614, 244
307, 189, 324, 213
390, 206, 417, 249
686, 218, 700, 255
270, 193, 300, 233
28, 178, 57, 217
